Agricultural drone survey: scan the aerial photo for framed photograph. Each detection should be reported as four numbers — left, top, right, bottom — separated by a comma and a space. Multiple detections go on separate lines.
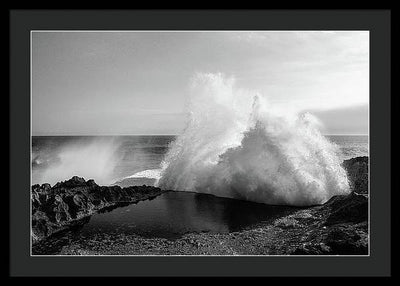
9, 9, 391, 277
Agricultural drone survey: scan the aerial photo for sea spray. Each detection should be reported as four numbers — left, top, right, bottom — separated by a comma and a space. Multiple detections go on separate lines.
157, 73, 350, 206
35, 137, 122, 186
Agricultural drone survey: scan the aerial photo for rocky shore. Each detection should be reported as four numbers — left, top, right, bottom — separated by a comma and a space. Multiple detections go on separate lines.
342, 156, 369, 194
31, 156, 369, 255
31, 177, 168, 244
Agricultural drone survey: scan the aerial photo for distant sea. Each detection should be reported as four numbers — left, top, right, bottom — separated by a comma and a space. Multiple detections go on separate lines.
31, 135, 368, 187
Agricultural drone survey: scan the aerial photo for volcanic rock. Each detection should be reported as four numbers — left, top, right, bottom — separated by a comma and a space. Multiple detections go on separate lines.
31, 176, 167, 243
343, 156, 368, 194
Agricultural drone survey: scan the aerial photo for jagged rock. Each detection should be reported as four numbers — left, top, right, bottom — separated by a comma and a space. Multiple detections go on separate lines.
32, 156, 369, 255
289, 182, 369, 255
31, 176, 168, 243
291, 221, 368, 255
323, 223, 368, 255
292, 242, 332, 255
324, 192, 368, 226
343, 156, 368, 193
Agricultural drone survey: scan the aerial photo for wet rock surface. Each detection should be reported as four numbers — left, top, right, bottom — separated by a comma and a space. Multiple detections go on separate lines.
32, 156, 369, 255
31, 176, 167, 244
342, 156, 368, 194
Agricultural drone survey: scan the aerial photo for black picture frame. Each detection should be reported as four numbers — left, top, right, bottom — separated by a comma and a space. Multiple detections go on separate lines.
9, 9, 391, 277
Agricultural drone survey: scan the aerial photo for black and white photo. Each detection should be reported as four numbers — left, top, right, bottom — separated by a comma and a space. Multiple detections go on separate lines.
30, 31, 369, 256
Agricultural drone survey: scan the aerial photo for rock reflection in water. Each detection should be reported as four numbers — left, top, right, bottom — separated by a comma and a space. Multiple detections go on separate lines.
32, 191, 298, 255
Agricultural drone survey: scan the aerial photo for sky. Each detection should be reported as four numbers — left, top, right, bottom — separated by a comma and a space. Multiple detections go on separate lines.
32, 31, 369, 135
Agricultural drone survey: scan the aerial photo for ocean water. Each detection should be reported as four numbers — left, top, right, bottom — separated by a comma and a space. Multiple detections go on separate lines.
31, 135, 368, 187
31, 134, 368, 253
32, 191, 300, 254
31, 135, 174, 186
326, 135, 369, 161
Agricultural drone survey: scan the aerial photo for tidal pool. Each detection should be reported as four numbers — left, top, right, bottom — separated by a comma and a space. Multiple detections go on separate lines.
32, 191, 298, 255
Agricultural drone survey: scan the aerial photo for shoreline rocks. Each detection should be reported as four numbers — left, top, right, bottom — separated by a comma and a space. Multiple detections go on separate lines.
342, 156, 368, 194
32, 156, 369, 255
54, 190, 369, 255
31, 176, 168, 244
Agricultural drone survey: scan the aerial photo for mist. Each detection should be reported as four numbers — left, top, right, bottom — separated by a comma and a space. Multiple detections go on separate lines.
33, 137, 122, 186
158, 73, 350, 206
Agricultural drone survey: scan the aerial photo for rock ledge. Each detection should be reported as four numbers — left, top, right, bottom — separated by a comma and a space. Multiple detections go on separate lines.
31, 176, 168, 243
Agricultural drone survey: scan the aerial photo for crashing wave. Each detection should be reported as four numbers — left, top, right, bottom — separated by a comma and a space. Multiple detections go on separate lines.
157, 73, 350, 206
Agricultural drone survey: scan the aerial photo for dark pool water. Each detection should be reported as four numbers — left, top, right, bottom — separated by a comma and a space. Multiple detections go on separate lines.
32, 191, 298, 255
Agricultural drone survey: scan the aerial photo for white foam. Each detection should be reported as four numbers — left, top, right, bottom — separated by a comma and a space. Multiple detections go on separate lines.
158, 73, 350, 206
124, 169, 163, 180
37, 137, 122, 186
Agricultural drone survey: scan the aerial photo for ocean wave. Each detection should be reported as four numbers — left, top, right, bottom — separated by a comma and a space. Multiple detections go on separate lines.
157, 73, 350, 206
122, 169, 163, 180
